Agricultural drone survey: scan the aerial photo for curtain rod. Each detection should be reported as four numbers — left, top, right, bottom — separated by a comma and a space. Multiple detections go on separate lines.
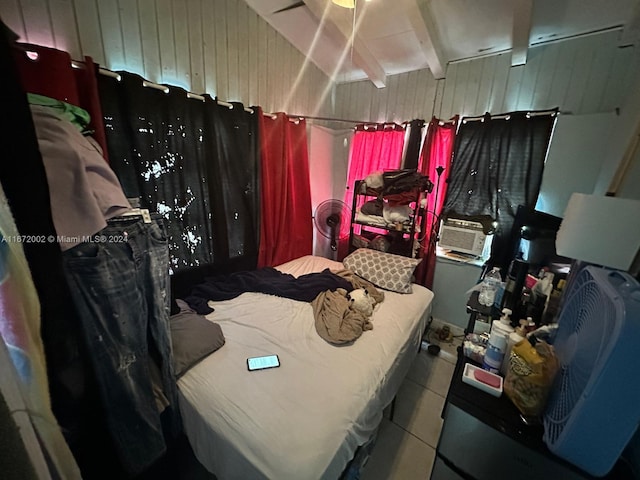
260, 113, 383, 125
461, 109, 561, 123
287, 114, 374, 124
261, 112, 303, 123
286, 114, 408, 129
80, 61, 255, 114
82, 60, 404, 125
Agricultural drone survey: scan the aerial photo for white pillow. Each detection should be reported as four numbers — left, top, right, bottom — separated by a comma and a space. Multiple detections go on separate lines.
343, 248, 421, 294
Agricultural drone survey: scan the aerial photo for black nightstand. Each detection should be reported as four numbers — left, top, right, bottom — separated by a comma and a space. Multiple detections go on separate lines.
430, 351, 635, 480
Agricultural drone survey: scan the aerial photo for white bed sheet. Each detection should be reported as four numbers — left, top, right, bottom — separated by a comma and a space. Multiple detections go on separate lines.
178, 255, 434, 480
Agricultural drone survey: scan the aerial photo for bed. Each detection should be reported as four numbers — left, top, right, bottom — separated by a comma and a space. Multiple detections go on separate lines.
176, 254, 434, 479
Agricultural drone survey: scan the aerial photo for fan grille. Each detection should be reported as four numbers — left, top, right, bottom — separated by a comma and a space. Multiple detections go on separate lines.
313, 200, 351, 240
543, 269, 618, 444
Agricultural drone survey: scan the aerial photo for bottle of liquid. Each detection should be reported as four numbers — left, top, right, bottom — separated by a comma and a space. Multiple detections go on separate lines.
478, 267, 502, 307
501, 258, 529, 310
482, 308, 514, 374
500, 319, 527, 375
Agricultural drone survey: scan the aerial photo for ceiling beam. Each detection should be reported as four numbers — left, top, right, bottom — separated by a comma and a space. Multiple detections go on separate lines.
511, 0, 532, 66
304, 0, 387, 88
411, 0, 445, 80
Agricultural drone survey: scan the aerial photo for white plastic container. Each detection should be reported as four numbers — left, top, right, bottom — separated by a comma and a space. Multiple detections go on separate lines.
482, 308, 513, 373
463, 363, 503, 397
499, 319, 527, 375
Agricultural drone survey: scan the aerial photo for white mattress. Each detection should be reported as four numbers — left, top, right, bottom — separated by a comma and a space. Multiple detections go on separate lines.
178, 255, 434, 479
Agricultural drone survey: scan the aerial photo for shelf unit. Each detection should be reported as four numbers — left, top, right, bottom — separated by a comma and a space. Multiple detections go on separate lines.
348, 179, 429, 258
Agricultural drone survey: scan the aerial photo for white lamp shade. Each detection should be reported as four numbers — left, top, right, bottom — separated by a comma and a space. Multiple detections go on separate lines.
556, 193, 640, 270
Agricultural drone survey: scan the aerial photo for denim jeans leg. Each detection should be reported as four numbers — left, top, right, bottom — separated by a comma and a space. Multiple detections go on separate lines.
127, 217, 181, 435
63, 235, 166, 476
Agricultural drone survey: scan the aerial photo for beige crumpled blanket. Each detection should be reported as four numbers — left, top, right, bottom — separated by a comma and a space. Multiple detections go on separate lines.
311, 269, 385, 345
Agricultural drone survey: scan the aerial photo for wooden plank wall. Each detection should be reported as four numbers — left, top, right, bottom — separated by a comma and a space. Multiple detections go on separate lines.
334, 30, 640, 123
0, 0, 334, 117
3, 1, 639, 124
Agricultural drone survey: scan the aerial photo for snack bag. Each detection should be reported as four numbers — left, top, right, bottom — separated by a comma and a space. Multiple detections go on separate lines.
504, 338, 558, 419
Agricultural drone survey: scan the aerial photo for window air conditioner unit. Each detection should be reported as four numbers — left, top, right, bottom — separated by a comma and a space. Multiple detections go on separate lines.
438, 218, 487, 257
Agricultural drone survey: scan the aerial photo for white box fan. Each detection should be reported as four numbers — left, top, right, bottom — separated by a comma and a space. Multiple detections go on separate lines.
543, 266, 640, 477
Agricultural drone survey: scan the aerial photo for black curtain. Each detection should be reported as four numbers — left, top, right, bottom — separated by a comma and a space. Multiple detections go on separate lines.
443, 111, 557, 272
98, 72, 260, 271
402, 118, 425, 170
203, 99, 260, 263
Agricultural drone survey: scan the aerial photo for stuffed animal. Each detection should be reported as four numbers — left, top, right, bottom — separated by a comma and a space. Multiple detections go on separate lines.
347, 288, 375, 317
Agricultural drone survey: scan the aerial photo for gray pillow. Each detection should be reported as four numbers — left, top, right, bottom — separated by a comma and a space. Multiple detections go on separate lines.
343, 248, 421, 294
170, 299, 225, 377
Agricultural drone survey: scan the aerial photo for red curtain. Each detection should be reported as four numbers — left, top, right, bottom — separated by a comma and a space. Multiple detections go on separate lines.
343, 125, 406, 209
11, 43, 109, 159
258, 111, 313, 267
414, 116, 458, 289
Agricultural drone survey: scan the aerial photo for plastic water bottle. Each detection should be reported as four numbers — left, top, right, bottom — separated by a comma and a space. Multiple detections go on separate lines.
478, 267, 502, 307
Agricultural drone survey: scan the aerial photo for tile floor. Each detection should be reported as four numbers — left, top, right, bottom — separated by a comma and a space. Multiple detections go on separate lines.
360, 323, 463, 480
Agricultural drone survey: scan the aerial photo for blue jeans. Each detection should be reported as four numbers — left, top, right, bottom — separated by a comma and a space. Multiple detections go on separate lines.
62, 215, 179, 476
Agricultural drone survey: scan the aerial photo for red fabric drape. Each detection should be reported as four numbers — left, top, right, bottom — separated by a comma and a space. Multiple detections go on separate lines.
258, 112, 313, 267
343, 127, 406, 209
415, 116, 458, 289
11, 43, 109, 159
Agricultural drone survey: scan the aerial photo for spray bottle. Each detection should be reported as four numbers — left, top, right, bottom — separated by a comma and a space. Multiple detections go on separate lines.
482, 308, 514, 374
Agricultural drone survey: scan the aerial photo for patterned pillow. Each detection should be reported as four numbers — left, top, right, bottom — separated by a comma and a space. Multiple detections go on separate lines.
343, 248, 422, 294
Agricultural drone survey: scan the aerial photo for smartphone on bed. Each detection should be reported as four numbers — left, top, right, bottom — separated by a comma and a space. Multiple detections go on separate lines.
247, 354, 280, 371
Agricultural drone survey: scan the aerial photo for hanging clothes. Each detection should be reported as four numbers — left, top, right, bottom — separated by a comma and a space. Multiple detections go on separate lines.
0, 183, 81, 479
29, 104, 131, 251
27, 93, 92, 134
0, 19, 84, 478
29, 103, 179, 475
62, 214, 179, 476
11, 42, 109, 159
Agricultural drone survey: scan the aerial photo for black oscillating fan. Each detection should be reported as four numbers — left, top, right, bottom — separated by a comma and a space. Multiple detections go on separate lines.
313, 200, 352, 251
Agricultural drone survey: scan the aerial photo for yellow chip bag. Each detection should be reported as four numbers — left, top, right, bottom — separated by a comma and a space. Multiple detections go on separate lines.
504, 338, 558, 419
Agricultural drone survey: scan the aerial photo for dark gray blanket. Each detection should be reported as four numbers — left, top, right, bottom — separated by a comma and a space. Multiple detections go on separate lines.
185, 267, 353, 314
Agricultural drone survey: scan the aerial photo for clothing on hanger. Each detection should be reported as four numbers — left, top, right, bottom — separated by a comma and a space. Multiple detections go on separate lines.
27, 93, 92, 134
29, 104, 131, 250
62, 213, 179, 476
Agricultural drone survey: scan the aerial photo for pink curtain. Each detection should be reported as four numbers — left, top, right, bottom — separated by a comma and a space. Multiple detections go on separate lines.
258, 111, 313, 267
343, 124, 406, 209
415, 116, 458, 289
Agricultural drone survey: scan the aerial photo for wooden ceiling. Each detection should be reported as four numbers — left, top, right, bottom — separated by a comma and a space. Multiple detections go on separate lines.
245, 0, 640, 87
